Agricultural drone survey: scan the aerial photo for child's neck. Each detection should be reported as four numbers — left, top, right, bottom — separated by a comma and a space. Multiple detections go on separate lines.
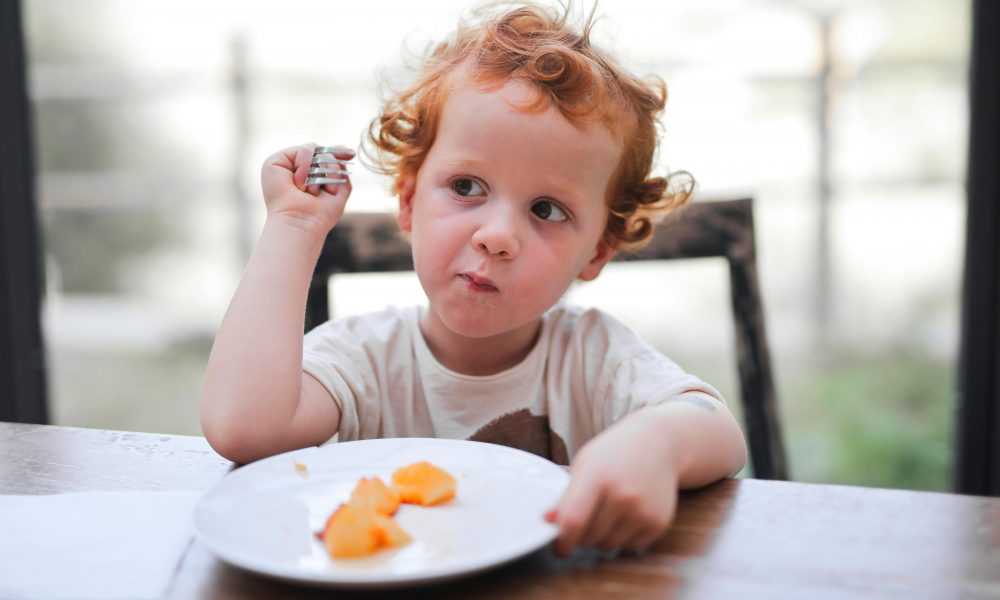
418, 310, 542, 376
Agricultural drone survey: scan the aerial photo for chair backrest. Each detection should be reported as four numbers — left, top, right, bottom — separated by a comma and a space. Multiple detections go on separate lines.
306, 198, 789, 480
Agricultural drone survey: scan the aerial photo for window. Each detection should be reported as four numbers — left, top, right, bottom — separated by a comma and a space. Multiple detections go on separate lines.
24, 0, 970, 490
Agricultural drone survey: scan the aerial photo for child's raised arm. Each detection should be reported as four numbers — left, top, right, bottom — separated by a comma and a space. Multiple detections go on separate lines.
201, 144, 353, 464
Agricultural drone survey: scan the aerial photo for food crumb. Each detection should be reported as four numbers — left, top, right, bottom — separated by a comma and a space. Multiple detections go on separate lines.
294, 461, 309, 477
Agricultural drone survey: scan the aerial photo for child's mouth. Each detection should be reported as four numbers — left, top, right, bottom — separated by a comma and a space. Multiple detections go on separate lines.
459, 273, 499, 292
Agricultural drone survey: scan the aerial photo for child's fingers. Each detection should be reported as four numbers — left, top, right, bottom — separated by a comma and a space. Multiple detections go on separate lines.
597, 519, 646, 552
263, 144, 308, 171
576, 497, 618, 548
291, 144, 320, 192
628, 528, 662, 553
261, 144, 316, 199
552, 474, 603, 557
621, 498, 676, 552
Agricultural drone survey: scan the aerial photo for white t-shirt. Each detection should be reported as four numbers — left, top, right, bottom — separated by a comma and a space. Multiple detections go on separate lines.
302, 304, 722, 465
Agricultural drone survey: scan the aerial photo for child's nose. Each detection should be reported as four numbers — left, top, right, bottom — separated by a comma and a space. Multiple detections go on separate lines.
471, 206, 521, 259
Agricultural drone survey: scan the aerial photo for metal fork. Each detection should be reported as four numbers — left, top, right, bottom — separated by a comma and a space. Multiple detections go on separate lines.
306, 145, 353, 186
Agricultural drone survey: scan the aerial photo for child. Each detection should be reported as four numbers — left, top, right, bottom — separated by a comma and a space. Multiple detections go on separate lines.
202, 2, 747, 557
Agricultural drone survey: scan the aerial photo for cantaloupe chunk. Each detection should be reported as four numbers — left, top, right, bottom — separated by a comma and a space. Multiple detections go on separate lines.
321, 463, 455, 560
348, 476, 400, 516
322, 503, 412, 558
373, 513, 412, 548
391, 461, 457, 506
322, 504, 380, 559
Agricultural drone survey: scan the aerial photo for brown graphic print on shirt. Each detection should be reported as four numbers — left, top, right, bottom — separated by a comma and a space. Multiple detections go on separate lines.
468, 408, 569, 465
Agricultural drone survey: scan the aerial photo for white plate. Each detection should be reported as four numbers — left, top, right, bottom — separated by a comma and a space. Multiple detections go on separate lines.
194, 438, 569, 589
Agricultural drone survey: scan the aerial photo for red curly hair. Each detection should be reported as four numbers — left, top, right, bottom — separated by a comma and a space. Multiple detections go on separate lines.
365, 1, 693, 250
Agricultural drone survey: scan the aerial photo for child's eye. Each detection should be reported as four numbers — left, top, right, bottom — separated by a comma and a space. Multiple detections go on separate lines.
451, 178, 486, 197
531, 200, 569, 222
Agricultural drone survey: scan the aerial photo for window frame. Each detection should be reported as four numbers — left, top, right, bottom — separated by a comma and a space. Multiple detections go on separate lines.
955, 0, 1000, 496
0, 0, 48, 424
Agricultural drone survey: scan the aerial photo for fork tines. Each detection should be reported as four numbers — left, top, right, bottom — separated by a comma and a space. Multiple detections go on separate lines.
306, 146, 353, 186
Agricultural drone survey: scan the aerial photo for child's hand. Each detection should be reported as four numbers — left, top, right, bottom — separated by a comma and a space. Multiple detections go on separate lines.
260, 144, 354, 237
545, 414, 680, 557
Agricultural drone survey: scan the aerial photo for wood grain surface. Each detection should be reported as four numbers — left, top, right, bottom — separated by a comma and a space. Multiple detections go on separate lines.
3, 422, 1000, 599
0, 421, 230, 494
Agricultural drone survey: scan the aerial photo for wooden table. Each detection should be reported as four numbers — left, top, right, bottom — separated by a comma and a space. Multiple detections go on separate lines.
3, 421, 1000, 599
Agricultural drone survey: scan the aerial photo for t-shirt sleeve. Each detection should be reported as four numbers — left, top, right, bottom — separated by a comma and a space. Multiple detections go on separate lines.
601, 349, 726, 430
301, 318, 385, 443
567, 306, 725, 432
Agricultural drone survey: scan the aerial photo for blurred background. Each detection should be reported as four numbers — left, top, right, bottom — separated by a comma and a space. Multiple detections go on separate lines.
23, 0, 969, 490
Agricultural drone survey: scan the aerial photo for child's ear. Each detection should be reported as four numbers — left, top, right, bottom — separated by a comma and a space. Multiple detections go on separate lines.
578, 238, 617, 281
396, 173, 416, 232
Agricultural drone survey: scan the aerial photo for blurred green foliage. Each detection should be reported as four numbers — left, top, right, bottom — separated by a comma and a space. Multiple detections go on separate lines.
33, 100, 192, 172
43, 209, 175, 293
48, 336, 212, 436
786, 348, 953, 491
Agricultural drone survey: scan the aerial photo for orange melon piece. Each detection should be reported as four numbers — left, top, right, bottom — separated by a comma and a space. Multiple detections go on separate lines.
373, 513, 412, 548
391, 461, 457, 506
322, 504, 380, 559
348, 476, 401, 516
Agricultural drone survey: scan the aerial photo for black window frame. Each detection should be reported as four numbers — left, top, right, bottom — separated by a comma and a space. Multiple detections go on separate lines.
955, 0, 1000, 496
0, 0, 48, 424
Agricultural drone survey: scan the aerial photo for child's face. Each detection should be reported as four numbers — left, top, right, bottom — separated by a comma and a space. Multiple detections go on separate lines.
397, 80, 619, 340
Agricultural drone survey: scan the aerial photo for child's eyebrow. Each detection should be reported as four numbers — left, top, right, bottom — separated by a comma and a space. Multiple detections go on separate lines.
436, 155, 491, 172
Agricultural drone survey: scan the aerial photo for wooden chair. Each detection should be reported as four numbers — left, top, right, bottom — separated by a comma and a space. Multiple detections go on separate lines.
305, 198, 789, 480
